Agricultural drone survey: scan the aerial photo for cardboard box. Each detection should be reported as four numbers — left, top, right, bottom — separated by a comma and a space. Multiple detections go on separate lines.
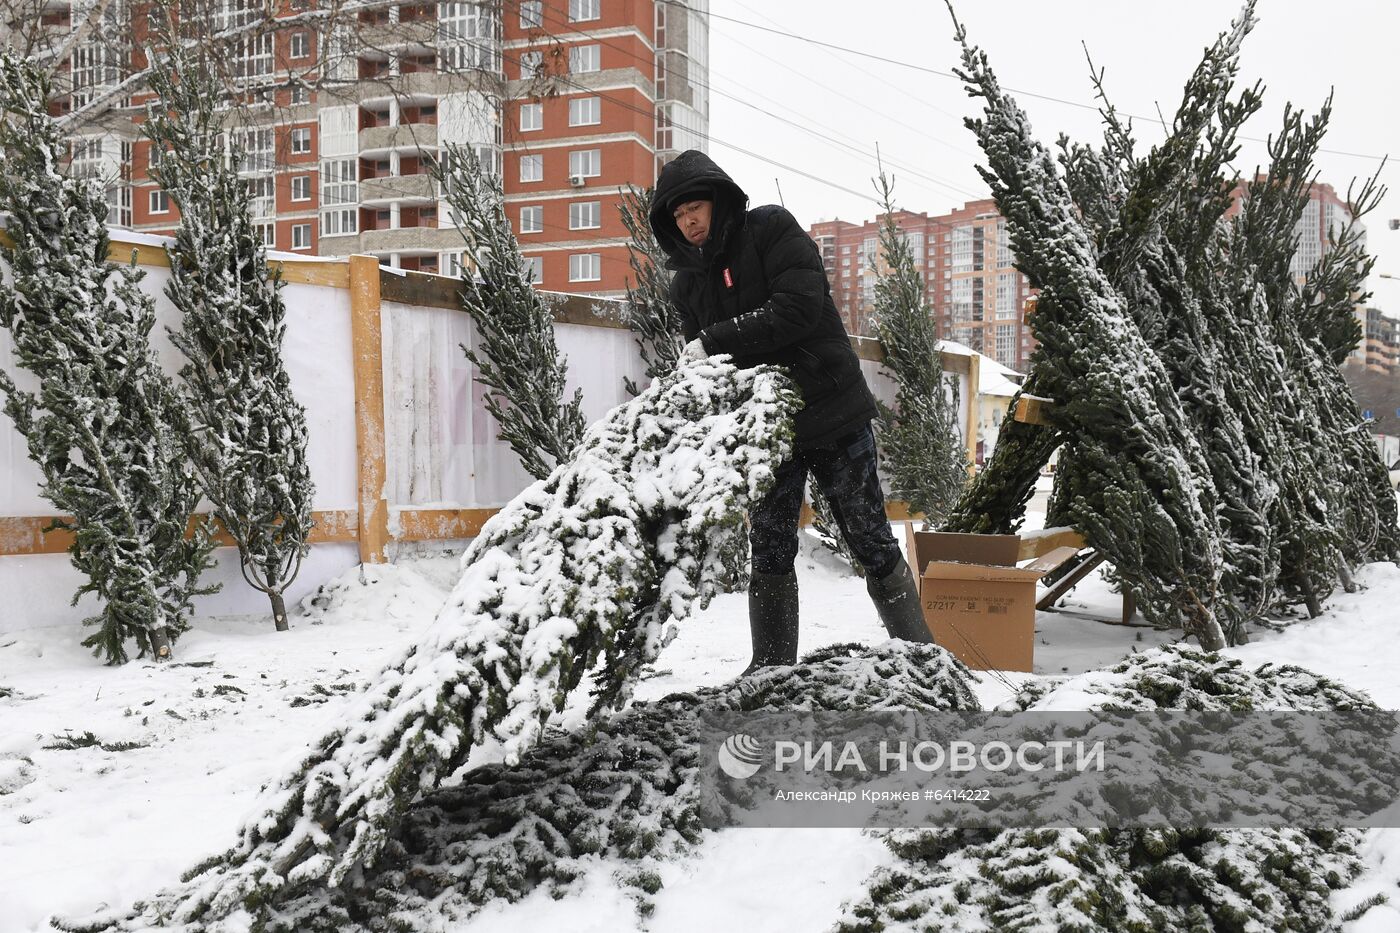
904, 525, 1080, 673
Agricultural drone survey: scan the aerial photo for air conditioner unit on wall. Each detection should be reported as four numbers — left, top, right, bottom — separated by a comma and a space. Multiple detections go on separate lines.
569, 174, 586, 187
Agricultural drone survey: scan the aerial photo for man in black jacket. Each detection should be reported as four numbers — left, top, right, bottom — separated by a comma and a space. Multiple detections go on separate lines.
648, 149, 933, 675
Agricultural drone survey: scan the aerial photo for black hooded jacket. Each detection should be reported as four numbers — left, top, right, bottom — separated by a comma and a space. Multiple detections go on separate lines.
649, 150, 878, 450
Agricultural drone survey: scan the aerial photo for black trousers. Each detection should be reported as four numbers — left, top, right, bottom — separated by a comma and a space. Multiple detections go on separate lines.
750, 422, 902, 579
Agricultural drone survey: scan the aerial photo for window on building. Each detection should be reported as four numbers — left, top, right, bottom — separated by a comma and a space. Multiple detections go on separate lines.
321, 208, 356, 237
291, 223, 312, 250
149, 189, 169, 214
569, 44, 600, 73
216, 1, 273, 80
995, 270, 1017, 319
569, 0, 600, 22
320, 158, 357, 205
951, 225, 972, 273
236, 127, 275, 174
996, 219, 1012, 267
995, 324, 1015, 365
521, 254, 544, 284
290, 174, 311, 201
519, 205, 543, 233
520, 102, 543, 131
519, 1, 542, 27
290, 126, 312, 154
246, 175, 275, 218
439, 1, 498, 71
519, 50, 543, 77
255, 222, 276, 247
569, 252, 601, 282
568, 148, 600, 178
951, 277, 973, 323
568, 96, 600, 126
289, 83, 309, 104
290, 31, 309, 59
569, 200, 600, 230
474, 145, 502, 179
519, 153, 543, 182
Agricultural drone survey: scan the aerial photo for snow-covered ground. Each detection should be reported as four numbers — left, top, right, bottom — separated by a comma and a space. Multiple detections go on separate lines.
3, 500, 1400, 932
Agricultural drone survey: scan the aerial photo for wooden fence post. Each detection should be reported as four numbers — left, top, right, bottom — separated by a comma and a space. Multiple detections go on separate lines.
349, 255, 390, 564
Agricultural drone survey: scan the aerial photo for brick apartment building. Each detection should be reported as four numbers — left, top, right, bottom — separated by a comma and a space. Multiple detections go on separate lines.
812, 180, 1390, 375
809, 199, 1037, 371
47, 0, 710, 296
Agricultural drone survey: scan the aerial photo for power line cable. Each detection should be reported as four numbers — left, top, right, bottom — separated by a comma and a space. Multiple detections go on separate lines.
659, 0, 1390, 163
518, 2, 983, 205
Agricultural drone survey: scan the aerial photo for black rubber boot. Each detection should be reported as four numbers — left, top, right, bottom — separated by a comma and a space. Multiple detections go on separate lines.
866, 558, 933, 643
744, 570, 799, 676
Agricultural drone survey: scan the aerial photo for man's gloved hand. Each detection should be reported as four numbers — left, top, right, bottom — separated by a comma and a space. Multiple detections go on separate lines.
680, 337, 709, 363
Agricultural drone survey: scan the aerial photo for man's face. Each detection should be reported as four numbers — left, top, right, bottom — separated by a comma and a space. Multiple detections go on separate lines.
673, 199, 713, 247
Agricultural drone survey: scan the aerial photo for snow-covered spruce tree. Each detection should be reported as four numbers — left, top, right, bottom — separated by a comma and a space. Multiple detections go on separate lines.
0, 53, 215, 664
948, 0, 1396, 632
78, 359, 799, 931
868, 171, 967, 526
619, 184, 683, 397
1042, 7, 1276, 639
210, 642, 978, 931
837, 646, 1376, 933
143, 50, 315, 633
949, 13, 1229, 650
434, 143, 585, 480
618, 184, 748, 591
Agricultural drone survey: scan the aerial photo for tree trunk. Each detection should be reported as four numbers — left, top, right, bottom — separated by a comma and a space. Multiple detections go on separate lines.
270, 589, 289, 632
150, 627, 172, 660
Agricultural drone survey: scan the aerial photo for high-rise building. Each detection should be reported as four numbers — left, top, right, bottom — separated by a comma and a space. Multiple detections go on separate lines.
808, 198, 1037, 370
44, 0, 710, 296
1354, 307, 1399, 374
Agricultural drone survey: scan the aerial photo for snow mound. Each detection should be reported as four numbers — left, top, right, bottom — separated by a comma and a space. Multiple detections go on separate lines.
297, 562, 448, 627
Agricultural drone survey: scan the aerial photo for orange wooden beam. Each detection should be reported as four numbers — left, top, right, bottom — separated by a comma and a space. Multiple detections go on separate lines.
349, 255, 390, 565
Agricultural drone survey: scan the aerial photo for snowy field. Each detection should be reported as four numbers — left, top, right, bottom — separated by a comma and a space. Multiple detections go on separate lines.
3, 498, 1400, 932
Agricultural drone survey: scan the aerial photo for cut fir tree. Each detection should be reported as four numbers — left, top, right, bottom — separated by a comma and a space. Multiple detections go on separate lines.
71, 358, 799, 931
0, 53, 216, 664
867, 169, 967, 526
143, 46, 315, 633
433, 142, 586, 481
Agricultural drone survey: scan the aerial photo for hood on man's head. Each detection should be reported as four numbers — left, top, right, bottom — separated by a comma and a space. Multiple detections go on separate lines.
649, 150, 749, 264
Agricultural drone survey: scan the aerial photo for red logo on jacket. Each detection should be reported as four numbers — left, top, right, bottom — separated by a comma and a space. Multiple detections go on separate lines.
723, 267, 734, 288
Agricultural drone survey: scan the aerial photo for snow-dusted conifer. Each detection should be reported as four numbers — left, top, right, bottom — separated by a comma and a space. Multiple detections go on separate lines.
0, 53, 215, 664
945, 0, 1397, 637
618, 184, 750, 590
950, 12, 1230, 650
434, 143, 585, 480
868, 171, 967, 525
143, 48, 315, 633
838, 645, 1374, 932
619, 184, 682, 396
86, 358, 799, 930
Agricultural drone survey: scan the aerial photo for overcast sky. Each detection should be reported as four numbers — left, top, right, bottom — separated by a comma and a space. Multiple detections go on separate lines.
703, 0, 1400, 314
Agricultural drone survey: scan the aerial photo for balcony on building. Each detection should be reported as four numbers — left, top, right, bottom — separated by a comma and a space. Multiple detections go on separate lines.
357, 3, 437, 50
357, 96, 439, 155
